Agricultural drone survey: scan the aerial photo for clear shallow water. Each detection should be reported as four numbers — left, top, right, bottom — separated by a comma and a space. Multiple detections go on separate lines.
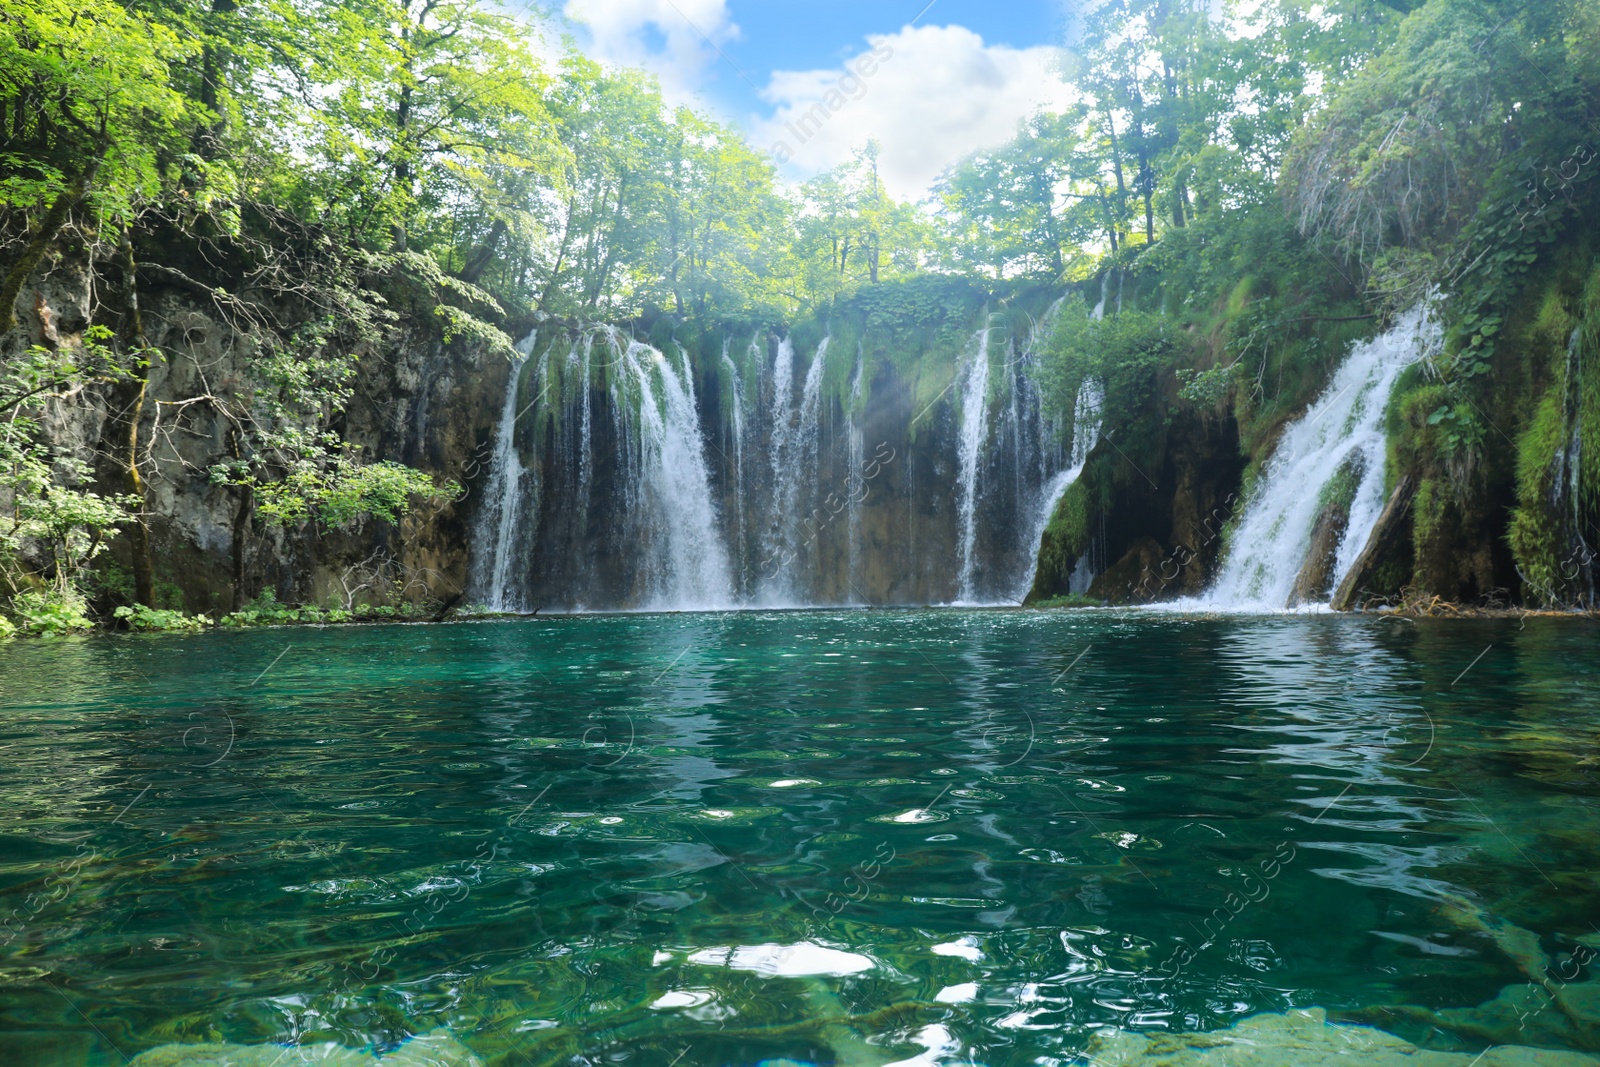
0, 611, 1597, 1065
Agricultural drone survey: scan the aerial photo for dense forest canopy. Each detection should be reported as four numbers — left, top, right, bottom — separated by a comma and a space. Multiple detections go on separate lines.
1, 0, 1598, 629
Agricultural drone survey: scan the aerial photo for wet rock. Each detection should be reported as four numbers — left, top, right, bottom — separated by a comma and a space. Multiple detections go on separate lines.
1289, 498, 1349, 607
1085, 1008, 1600, 1065
129, 1029, 482, 1067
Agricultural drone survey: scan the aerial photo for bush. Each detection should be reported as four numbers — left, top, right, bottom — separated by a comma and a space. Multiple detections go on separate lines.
113, 604, 207, 633
219, 590, 422, 627
0, 615, 15, 639
13, 590, 94, 636
220, 590, 305, 628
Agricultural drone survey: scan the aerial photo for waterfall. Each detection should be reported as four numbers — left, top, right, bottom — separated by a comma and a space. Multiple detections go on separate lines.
473, 331, 538, 612
847, 343, 866, 602
568, 332, 596, 602
1549, 325, 1595, 605
760, 336, 797, 598
611, 335, 735, 610
794, 337, 828, 542
721, 342, 747, 594
762, 336, 828, 603
1195, 305, 1440, 611
470, 303, 1087, 612
955, 325, 993, 603
1015, 379, 1104, 602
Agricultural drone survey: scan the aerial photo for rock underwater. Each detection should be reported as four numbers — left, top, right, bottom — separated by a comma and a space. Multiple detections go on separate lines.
127, 1029, 481, 1067
1084, 1008, 1600, 1066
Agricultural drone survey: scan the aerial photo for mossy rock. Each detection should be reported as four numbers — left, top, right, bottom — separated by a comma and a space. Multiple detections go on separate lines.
1085, 1008, 1600, 1065
129, 1030, 481, 1067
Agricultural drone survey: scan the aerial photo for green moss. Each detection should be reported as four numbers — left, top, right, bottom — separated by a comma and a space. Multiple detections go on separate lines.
1049, 478, 1093, 555
1507, 391, 1566, 601
1031, 593, 1104, 609
1315, 454, 1364, 515
1390, 381, 1452, 474
1411, 477, 1444, 587
1581, 262, 1600, 515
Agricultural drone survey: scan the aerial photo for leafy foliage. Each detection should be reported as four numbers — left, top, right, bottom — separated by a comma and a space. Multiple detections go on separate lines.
0, 330, 141, 612
114, 604, 205, 632
11, 588, 93, 636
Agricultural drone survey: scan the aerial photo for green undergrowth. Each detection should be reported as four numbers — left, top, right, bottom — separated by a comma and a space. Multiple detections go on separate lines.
0, 588, 443, 639
219, 591, 430, 628
1030, 593, 1105, 609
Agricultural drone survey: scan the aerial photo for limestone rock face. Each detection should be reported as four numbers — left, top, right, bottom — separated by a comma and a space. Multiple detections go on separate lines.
1084, 1009, 1600, 1066
7, 255, 509, 614
1027, 407, 1245, 606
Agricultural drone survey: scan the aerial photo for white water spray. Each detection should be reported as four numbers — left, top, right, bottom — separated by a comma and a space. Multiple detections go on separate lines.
473, 331, 538, 611
1014, 378, 1104, 602
721, 342, 747, 590
1195, 305, 1440, 611
847, 343, 866, 602
613, 337, 735, 610
955, 325, 993, 603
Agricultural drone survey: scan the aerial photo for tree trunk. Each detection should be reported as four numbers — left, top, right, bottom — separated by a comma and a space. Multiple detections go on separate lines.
192, 0, 238, 157
110, 240, 156, 607
1105, 112, 1128, 235
231, 485, 253, 611
458, 218, 507, 284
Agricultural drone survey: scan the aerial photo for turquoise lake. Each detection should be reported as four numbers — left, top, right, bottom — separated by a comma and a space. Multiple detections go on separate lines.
1, 611, 1597, 1065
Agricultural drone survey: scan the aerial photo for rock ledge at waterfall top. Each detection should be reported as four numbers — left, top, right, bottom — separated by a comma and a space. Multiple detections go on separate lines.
1085, 1008, 1600, 1066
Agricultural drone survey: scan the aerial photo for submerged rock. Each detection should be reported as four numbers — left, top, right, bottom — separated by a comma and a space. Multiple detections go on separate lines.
1083, 1008, 1600, 1065
128, 1029, 482, 1067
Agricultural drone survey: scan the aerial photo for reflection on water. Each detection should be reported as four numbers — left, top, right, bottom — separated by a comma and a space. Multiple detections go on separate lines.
0, 611, 1596, 1066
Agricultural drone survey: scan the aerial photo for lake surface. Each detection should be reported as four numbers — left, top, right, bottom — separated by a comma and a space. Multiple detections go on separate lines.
1, 611, 1597, 1066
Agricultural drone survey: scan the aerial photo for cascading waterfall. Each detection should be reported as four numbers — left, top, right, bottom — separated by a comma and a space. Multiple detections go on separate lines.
759, 336, 798, 598
1195, 305, 1441, 611
954, 325, 994, 603
721, 342, 748, 592
471, 307, 1087, 612
472, 331, 538, 611
762, 337, 828, 603
608, 336, 735, 609
1549, 326, 1596, 605
1014, 378, 1104, 602
568, 332, 596, 600
847, 343, 866, 602
794, 338, 828, 538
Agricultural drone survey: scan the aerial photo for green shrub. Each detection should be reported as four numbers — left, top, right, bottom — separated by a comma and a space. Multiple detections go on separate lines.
113, 604, 207, 633
220, 590, 304, 627
0, 615, 15, 639
13, 590, 93, 636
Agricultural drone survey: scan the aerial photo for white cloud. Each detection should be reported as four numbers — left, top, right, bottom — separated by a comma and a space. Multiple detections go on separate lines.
750, 25, 1074, 201
561, 0, 740, 102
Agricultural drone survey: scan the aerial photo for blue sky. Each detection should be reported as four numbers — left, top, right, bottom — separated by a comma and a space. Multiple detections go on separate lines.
693, 1, 1069, 112
552, 0, 1075, 199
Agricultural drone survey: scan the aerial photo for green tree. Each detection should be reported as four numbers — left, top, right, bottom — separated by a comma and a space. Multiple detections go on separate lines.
0, 0, 197, 330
